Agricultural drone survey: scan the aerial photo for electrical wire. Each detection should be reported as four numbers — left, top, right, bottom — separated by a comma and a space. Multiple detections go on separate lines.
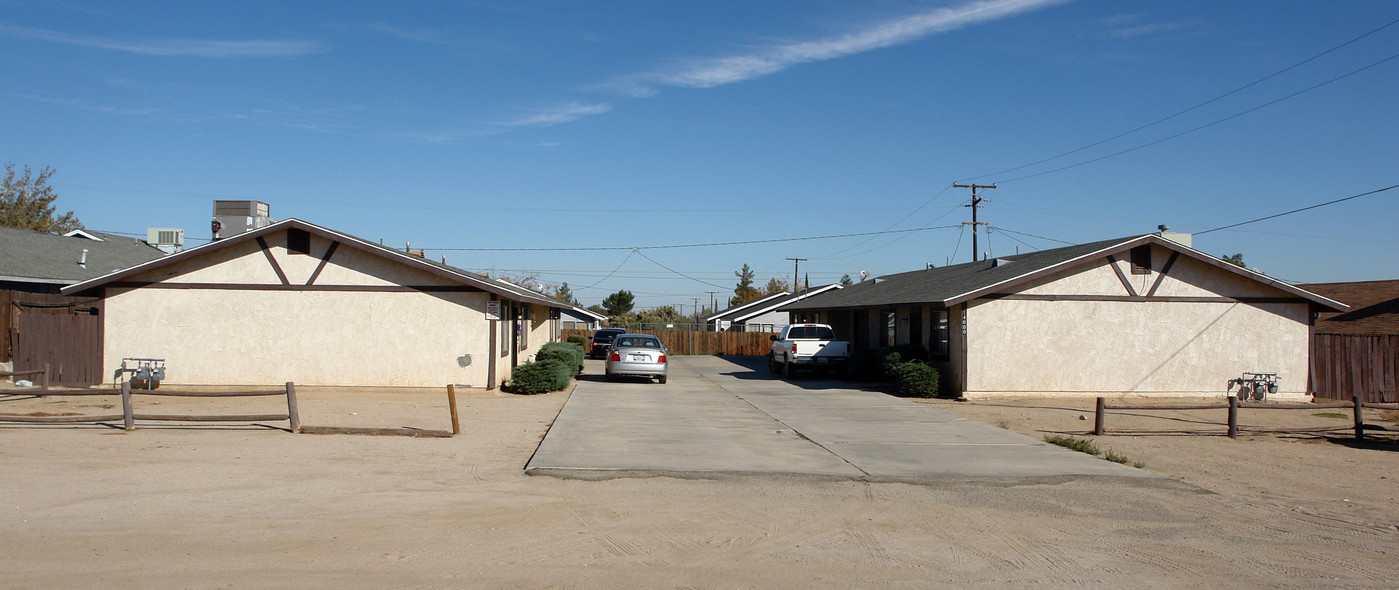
632, 249, 731, 290
964, 17, 1399, 182
997, 50, 1399, 184
425, 226, 955, 252
572, 249, 636, 291
986, 226, 1075, 246
1196, 183, 1399, 235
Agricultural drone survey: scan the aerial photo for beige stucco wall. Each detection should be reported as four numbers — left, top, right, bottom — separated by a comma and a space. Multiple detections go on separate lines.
101, 231, 514, 387
963, 253, 1311, 399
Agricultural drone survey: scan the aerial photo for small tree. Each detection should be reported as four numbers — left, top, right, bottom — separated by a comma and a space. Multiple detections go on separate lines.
1, 163, 82, 233
602, 289, 635, 316
731, 263, 761, 306
1221, 253, 1246, 268
763, 277, 790, 296
555, 282, 580, 306
839, 274, 853, 287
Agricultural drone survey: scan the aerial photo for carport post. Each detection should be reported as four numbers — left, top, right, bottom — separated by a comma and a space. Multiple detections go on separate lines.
121, 380, 133, 431
1093, 397, 1105, 436
285, 382, 301, 434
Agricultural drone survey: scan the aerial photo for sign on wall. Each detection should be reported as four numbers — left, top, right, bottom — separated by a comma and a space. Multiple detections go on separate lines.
486, 300, 501, 321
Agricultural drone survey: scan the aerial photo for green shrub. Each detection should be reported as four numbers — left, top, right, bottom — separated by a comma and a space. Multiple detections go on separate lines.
566, 334, 587, 346
508, 359, 574, 395
879, 352, 903, 382
537, 341, 585, 374
894, 361, 939, 398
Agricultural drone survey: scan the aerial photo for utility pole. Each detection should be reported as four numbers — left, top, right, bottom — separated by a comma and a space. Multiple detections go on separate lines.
953, 183, 995, 261
785, 257, 807, 293
692, 298, 701, 318
705, 291, 718, 314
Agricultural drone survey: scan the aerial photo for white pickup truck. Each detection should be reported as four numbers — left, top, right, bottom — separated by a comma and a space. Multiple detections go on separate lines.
768, 323, 850, 378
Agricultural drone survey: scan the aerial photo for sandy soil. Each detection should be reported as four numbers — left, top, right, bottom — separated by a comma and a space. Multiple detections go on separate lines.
2, 380, 1397, 589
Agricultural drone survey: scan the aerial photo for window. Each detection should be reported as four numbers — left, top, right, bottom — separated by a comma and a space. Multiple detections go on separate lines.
1130, 245, 1151, 275
787, 325, 836, 339
287, 228, 310, 255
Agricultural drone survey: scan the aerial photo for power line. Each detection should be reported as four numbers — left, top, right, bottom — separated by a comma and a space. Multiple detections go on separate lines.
1196, 183, 1399, 235
998, 50, 1399, 184
425, 226, 956, 252
964, 17, 1399, 182
632, 250, 730, 290
986, 226, 1075, 246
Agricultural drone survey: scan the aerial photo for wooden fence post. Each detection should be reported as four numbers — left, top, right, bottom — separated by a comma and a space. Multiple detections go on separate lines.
121, 380, 134, 432
1094, 397, 1105, 436
285, 382, 301, 434
42, 363, 50, 390
1227, 395, 1238, 439
1353, 395, 1364, 441
447, 384, 460, 436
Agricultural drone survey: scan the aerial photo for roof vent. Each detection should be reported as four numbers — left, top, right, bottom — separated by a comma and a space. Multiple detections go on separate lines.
992, 258, 1012, 267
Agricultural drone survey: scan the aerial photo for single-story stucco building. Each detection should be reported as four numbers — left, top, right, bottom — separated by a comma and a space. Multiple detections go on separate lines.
705, 284, 841, 332
61, 219, 567, 388
780, 233, 1347, 399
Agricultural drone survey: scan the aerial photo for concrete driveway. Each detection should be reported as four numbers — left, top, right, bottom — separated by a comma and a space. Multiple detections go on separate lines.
527, 356, 1155, 480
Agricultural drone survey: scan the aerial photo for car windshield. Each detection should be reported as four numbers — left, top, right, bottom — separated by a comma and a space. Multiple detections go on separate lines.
596, 330, 623, 339
787, 326, 835, 339
616, 337, 661, 349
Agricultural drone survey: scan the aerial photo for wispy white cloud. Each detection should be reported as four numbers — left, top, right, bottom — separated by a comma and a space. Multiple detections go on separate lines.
0, 90, 158, 115
365, 22, 450, 45
1097, 13, 1199, 39
0, 22, 326, 57
601, 0, 1069, 96
498, 102, 613, 127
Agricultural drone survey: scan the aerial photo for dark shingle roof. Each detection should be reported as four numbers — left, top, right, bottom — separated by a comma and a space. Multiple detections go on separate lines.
783, 235, 1347, 312
784, 236, 1139, 311
1299, 280, 1399, 335
0, 226, 166, 286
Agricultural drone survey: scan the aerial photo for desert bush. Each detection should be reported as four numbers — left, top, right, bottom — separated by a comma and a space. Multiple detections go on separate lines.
894, 361, 939, 398
537, 341, 585, 374
1043, 434, 1101, 456
508, 359, 573, 394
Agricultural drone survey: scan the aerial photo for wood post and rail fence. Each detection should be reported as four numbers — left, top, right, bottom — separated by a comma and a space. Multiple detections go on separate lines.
1092, 395, 1399, 441
1, 381, 461, 437
562, 329, 776, 356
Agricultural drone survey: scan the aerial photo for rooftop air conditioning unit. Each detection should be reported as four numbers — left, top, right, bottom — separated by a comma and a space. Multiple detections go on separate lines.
212, 200, 272, 240
146, 228, 184, 254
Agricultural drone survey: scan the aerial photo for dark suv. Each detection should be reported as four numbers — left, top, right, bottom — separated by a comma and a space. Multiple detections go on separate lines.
589, 328, 627, 359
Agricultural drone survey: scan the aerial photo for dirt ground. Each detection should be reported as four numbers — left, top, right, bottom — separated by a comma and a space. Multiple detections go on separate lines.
2, 381, 1397, 589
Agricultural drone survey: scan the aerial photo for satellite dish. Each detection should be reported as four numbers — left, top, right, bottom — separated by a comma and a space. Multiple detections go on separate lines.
859, 270, 869, 281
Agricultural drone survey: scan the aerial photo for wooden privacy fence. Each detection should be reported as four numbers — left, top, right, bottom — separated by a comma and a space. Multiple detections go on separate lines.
562, 329, 776, 356
1313, 334, 1399, 403
1091, 395, 1399, 440
0, 382, 301, 432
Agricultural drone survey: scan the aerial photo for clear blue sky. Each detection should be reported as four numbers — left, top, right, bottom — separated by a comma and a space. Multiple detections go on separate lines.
4, 1, 1397, 312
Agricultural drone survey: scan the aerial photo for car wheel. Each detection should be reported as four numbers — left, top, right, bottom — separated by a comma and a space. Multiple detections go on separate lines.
783, 358, 794, 379
658, 375, 667, 384
767, 354, 781, 374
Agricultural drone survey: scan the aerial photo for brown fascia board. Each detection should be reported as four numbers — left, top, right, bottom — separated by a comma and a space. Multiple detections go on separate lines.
943, 234, 1348, 312
61, 218, 566, 307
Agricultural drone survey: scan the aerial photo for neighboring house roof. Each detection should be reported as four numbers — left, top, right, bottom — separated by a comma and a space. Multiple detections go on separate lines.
0, 225, 166, 286
729, 284, 842, 323
782, 235, 1347, 312
1298, 279, 1399, 335
60, 218, 566, 308
705, 291, 791, 323
566, 306, 608, 322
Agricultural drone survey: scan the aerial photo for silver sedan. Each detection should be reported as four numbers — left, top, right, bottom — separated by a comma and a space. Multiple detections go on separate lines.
604, 334, 668, 384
